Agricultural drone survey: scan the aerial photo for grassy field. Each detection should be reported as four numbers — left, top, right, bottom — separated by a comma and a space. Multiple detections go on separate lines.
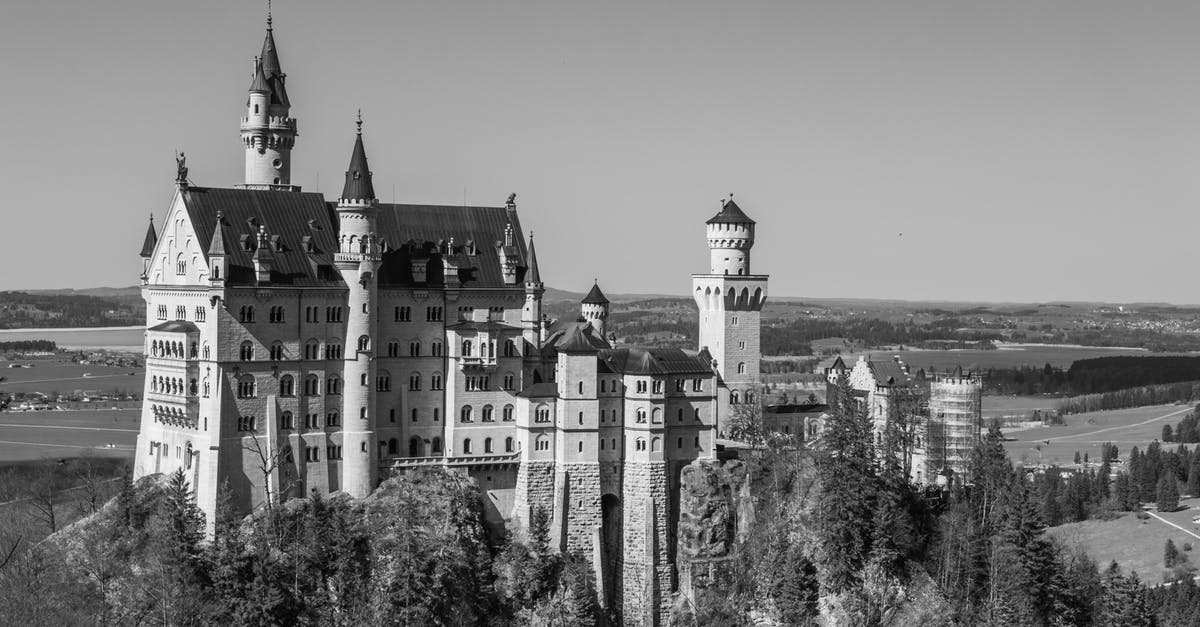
1002, 403, 1194, 466
816, 345, 1159, 372
1048, 501, 1200, 586
0, 409, 138, 462
0, 360, 144, 396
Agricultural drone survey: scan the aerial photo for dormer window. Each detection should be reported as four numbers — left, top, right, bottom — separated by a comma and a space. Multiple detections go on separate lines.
240, 234, 254, 251
301, 235, 315, 253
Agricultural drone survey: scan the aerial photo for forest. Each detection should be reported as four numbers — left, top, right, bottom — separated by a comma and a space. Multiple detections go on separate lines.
6, 395, 1200, 624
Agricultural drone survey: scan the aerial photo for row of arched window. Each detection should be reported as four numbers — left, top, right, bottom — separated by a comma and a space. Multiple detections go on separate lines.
458, 404, 516, 423
459, 436, 516, 455
458, 339, 518, 358
150, 339, 196, 359
729, 390, 756, 405
150, 404, 192, 427
150, 376, 195, 396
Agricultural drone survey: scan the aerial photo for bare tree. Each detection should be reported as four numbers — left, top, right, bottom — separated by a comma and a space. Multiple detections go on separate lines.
68, 453, 119, 516
242, 435, 295, 512
21, 460, 66, 534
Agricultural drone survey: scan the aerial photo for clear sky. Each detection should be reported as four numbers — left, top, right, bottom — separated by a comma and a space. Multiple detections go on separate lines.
3, 0, 1199, 303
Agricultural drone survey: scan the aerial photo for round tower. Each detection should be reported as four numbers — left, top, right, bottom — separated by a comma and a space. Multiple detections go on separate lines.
706, 196, 755, 275
927, 368, 983, 480
240, 12, 298, 189
580, 280, 610, 338
334, 113, 380, 499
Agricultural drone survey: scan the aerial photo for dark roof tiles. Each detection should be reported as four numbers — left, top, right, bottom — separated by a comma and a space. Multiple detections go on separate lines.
140, 217, 158, 258
706, 198, 756, 225
582, 282, 609, 305
599, 347, 713, 376
340, 130, 375, 202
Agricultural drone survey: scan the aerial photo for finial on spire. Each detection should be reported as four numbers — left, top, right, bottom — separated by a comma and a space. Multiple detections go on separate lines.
266, 0, 273, 30
356, 109, 363, 135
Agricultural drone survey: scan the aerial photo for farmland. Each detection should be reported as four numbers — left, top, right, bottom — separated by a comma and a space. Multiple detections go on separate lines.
0, 360, 143, 396
1048, 499, 1200, 586
1002, 403, 1194, 466
0, 408, 138, 462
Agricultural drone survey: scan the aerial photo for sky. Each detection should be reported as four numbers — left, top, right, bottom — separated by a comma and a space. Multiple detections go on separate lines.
2, 0, 1200, 304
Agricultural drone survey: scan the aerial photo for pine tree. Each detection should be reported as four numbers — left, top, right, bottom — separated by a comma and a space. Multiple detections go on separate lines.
1188, 454, 1200, 498
1166, 539, 1180, 568
1114, 473, 1130, 511
1096, 461, 1111, 502
812, 377, 877, 593
1159, 474, 1180, 512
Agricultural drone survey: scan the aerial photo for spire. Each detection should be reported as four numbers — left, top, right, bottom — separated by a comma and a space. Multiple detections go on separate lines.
208, 212, 226, 256
340, 111, 376, 202
525, 232, 541, 284
248, 58, 270, 93
258, 2, 288, 107
706, 194, 756, 225
140, 215, 158, 258
582, 280, 609, 305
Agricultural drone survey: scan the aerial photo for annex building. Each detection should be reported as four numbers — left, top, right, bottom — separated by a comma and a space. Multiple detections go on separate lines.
133, 13, 768, 624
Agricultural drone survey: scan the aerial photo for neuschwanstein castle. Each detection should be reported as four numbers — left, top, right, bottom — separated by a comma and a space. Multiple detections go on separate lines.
133, 12, 768, 624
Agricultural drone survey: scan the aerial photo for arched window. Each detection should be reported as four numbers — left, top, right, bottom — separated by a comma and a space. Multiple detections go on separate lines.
536, 435, 550, 451
304, 375, 319, 396
745, 391, 755, 405
484, 438, 493, 454
376, 371, 391, 391
409, 340, 420, 356
504, 339, 517, 357
461, 340, 473, 357
461, 406, 473, 422
730, 391, 740, 404
652, 408, 662, 423
279, 375, 294, 396
239, 305, 255, 323
357, 335, 370, 352
502, 404, 514, 422
636, 408, 647, 423
326, 376, 342, 395
388, 438, 399, 455
636, 438, 646, 451
463, 438, 473, 454
409, 372, 421, 390
505, 437, 514, 452
270, 341, 284, 361
176, 253, 186, 275
237, 375, 256, 398
239, 341, 254, 361
432, 437, 443, 454
482, 405, 494, 422
409, 437, 423, 457
431, 341, 443, 356
536, 405, 551, 423
430, 373, 443, 390
503, 372, 515, 390
737, 362, 746, 374
359, 407, 367, 419
652, 437, 661, 452
280, 411, 294, 430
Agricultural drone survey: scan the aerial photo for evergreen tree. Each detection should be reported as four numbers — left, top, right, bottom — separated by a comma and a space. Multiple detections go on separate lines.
1164, 424, 1175, 442
1095, 461, 1111, 502
1114, 473, 1130, 511
1166, 539, 1180, 568
1159, 474, 1180, 512
812, 377, 877, 593
1187, 454, 1200, 497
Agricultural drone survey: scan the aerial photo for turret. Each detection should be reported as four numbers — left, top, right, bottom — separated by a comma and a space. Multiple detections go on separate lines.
239, 10, 298, 190
207, 212, 227, 287
580, 281, 610, 339
522, 233, 545, 348
705, 196, 756, 276
334, 112, 380, 499
139, 214, 158, 284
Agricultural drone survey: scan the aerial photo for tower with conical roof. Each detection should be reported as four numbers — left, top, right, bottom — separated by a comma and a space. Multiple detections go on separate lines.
692, 196, 768, 417
335, 112, 381, 498
581, 281, 610, 339
240, 8, 298, 190
139, 215, 158, 284
522, 233, 545, 355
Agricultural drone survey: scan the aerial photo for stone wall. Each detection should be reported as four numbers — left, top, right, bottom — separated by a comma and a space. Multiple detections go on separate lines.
560, 463, 602, 553
512, 460, 555, 534
621, 460, 671, 625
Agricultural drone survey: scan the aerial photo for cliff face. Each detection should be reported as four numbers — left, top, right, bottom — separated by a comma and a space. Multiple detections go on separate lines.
676, 458, 758, 562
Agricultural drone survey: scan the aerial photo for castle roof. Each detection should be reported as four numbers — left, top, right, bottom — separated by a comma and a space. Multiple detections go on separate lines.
175, 187, 533, 289
517, 381, 558, 398
706, 198, 755, 225
557, 324, 602, 353
139, 216, 158, 258
258, 24, 289, 106
582, 282, 609, 305
525, 234, 541, 284
248, 60, 270, 93
340, 125, 375, 202
866, 357, 916, 388
598, 347, 713, 376
148, 320, 200, 334
207, 212, 227, 256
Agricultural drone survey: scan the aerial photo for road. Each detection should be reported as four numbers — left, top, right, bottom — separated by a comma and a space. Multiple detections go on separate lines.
0, 410, 139, 462
1037, 405, 1194, 443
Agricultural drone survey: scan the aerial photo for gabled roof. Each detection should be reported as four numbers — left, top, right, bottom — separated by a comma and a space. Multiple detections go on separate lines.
517, 381, 558, 399
207, 212, 227, 256
867, 358, 916, 388
598, 347, 713, 376
169, 186, 532, 289
340, 126, 375, 202
181, 187, 341, 286
139, 216, 158, 258
582, 282, 609, 305
706, 198, 755, 225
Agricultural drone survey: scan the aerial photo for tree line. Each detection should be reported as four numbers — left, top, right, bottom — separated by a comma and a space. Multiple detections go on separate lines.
0, 340, 57, 352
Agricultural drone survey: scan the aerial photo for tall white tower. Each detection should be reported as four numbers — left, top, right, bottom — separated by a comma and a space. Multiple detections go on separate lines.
335, 113, 381, 497
692, 197, 768, 407
239, 11, 298, 190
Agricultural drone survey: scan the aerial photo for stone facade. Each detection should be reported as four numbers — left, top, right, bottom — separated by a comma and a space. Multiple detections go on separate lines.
134, 13, 769, 626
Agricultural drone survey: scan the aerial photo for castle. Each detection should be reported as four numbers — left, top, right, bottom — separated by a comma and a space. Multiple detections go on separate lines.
132, 13, 767, 624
